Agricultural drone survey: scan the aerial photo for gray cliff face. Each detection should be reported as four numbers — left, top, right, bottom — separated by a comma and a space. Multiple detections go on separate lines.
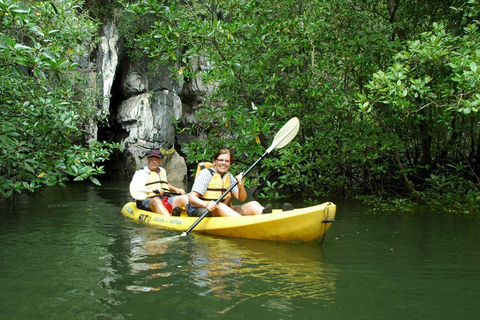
91, 21, 212, 181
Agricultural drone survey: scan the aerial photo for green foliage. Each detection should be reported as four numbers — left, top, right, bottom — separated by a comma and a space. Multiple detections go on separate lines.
124, 0, 479, 213
124, 0, 394, 192
417, 170, 480, 214
84, 0, 122, 20
0, 0, 120, 199
359, 11, 480, 211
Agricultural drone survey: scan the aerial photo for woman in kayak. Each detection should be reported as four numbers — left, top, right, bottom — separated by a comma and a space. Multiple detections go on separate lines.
187, 149, 272, 217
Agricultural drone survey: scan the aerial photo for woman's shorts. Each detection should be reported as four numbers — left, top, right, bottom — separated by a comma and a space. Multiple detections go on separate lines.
186, 204, 211, 217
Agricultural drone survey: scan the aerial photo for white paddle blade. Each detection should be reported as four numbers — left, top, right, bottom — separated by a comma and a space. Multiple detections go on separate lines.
267, 117, 300, 152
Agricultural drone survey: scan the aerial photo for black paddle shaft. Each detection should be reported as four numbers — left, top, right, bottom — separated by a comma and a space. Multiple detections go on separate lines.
182, 151, 268, 235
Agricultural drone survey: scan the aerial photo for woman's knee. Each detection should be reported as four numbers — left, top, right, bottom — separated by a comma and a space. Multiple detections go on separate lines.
216, 203, 241, 217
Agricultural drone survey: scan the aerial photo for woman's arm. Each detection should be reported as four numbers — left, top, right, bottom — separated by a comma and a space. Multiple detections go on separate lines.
232, 172, 247, 202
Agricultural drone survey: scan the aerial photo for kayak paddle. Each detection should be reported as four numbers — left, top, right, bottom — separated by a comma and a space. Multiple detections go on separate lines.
129, 187, 183, 200
181, 117, 300, 236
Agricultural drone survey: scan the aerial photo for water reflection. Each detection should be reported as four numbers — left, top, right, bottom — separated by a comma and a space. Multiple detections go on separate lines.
110, 228, 176, 293
121, 229, 338, 311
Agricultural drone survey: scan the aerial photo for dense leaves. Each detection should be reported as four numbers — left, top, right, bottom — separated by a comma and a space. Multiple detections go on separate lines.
123, 0, 480, 213
0, 0, 119, 199
4, 0, 478, 213
359, 19, 480, 212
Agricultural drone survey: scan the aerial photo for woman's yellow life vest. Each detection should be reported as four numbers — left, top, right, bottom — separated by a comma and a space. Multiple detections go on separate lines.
200, 167, 232, 204
194, 162, 214, 179
145, 169, 170, 198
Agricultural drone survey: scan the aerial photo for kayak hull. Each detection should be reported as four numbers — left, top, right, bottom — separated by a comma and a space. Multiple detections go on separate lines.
121, 201, 336, 242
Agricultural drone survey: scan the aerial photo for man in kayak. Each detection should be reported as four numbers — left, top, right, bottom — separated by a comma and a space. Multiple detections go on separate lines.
187, 148, 272, 217
130, 149, 188, 216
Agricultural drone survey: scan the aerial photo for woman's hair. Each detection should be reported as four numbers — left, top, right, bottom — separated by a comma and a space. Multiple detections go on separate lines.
213, 149, 234, 164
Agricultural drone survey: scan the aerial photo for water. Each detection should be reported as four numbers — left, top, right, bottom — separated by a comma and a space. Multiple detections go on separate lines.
1, 181, 480, 319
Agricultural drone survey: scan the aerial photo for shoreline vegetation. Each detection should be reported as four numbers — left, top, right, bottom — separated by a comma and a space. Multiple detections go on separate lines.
1, 0, 479, 214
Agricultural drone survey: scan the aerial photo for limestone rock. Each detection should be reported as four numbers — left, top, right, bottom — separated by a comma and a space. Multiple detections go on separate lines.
90, 20, 215, 182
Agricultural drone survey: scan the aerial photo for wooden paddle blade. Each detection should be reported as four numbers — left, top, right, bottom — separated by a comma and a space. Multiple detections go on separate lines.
267, 117, 300, 152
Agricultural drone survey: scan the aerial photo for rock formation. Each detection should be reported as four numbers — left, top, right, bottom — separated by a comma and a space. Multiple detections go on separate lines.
91, 21, 210, 181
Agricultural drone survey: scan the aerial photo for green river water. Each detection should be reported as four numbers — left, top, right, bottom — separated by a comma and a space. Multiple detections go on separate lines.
1, 180, 480, 319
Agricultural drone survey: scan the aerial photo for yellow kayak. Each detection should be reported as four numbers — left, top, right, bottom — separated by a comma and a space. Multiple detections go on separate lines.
121, 201, 336, 242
